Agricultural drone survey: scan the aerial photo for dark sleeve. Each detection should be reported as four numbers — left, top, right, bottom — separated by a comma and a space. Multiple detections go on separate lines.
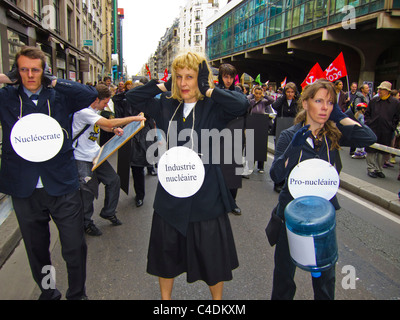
210, 87, 249, 120
54, 79, 98, 112
125, 80, 163, 121
337, 123, 377, 148
272, 97, 283, 117
269, 129, 302, 184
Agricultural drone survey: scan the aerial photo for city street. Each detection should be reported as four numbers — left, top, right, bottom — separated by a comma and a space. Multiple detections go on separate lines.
1, 143, 399, 301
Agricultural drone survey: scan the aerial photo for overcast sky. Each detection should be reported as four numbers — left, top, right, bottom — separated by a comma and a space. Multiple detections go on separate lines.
118, 0, 228, 76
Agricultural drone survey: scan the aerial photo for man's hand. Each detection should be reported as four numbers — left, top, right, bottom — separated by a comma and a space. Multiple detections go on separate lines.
5, 63, 19, 84
43, 63, 57, 87
113, 127, 124, 136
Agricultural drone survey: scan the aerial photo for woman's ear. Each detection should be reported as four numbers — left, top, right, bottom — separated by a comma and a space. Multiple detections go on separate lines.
302, 100, 308, 111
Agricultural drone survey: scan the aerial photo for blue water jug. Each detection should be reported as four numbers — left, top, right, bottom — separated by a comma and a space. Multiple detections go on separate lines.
285, 196, 338, 277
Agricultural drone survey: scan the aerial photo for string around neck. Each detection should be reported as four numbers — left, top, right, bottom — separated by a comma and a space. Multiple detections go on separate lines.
166, 101, 196, 151
18, 95, 51, 119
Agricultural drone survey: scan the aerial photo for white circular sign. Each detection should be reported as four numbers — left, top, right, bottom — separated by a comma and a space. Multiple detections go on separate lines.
288, 158, 339, 200
10, 113, 64, 162
157, 146, 205, 198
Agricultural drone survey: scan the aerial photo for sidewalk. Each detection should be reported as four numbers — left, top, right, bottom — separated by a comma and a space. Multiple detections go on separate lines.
1, 138, 399, 272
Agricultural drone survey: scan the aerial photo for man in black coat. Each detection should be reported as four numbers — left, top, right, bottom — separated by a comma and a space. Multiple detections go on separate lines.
217, 64, 246, 215
0, 46, 98, 299
365, 81, 400, 178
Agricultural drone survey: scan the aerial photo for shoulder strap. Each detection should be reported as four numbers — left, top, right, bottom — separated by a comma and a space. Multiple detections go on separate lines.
72, 124, 90, 142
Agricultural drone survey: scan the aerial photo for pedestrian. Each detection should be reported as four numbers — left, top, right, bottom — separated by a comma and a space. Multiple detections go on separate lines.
352, 83, 371, 112
112, 80, 133, 118
72, 84, 146, 236
351, 102, 368, 159
269, 79, 376, 300
124, 81, 158, 208
364, 81, 400, 178
346, 82, 358, 109
217, 63, 247, 215
0, 46, 99, 299
126, 51, 248, 300
386, 89, 400, 167
334, 80, 347, 112
248, 86, 275, 173
271, 82, 299, 192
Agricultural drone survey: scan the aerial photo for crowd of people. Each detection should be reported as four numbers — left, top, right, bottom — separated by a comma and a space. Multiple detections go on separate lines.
1, 45, 399, 301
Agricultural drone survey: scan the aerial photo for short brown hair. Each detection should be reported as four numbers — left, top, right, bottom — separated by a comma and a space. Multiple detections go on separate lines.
15, 46, 46, 69
95, 84, 111, 100
219, 63, 237, 77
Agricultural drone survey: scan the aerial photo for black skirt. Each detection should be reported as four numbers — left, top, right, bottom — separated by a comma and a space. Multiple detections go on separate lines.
147, 212, 239, 286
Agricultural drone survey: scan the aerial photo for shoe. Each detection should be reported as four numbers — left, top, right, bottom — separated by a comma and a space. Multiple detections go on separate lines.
383, 162, 393, 168
232, 207, 241, 215
242, 175, 250, 179
100, 214, 122, 226
148, 170, 157, 176
135, 198, 143, 207
390, 157, 396, 164
375, 171, 385, 178
38, 288, 62, 300
274, 184, 283, 193
85, 223, 102, 236
367, 171, 377, 178
258, 169, 264, 173
352, 152, 366, 159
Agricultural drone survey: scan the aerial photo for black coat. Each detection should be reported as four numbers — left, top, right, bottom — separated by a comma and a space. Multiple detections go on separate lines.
0, 80, 98, 197
364, 96, 400, 151
270, 122, 377, 211
126, 80, 249, 235
272, 96, 298, 118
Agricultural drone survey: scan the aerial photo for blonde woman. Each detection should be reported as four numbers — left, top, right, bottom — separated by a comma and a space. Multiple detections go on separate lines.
269, 79, 376, 299
126, 52, 249, 300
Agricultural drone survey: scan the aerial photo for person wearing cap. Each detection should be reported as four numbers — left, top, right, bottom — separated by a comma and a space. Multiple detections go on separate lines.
364, 81, 400, 178
352, 102, 368, 159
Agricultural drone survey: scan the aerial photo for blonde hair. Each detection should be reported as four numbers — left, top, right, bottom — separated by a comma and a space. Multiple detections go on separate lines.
295, 79, 342, 150
169, 51, 214, 102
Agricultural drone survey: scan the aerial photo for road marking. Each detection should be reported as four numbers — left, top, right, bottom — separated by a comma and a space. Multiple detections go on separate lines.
337, 188, 400, 225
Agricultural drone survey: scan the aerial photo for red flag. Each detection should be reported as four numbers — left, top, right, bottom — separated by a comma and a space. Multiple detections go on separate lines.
301, 63, 325, 89
145, 64, 151, 79
281, 77, 287, 88
234, 74, 239, 85
324, 52, 347, 82
161, 68, 168, 82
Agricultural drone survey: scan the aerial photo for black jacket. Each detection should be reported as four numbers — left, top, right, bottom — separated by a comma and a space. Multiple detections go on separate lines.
270, 121, 377, 212
126, 80, 249, 235
0, 80, 98, 197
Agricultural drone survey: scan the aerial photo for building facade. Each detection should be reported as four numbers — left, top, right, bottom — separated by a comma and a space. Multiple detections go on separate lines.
206, 0, 400, 88
0, 0, 115, 84
179, 0, 220, 53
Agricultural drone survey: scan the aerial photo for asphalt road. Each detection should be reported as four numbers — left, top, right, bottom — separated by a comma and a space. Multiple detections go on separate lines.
19, 151, 399, 301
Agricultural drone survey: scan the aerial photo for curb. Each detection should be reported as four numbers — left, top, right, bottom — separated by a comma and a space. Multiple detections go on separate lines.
0, 197, 22, 268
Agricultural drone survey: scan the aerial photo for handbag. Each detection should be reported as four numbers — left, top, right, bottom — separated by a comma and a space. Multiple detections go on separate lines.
265, 205, 284, 246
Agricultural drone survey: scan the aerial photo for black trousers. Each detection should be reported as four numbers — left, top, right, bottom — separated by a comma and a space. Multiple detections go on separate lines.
271, 223, 336, 300
12, 189, 87, 300
131, 166, 145, 200
80, 160, 120, 227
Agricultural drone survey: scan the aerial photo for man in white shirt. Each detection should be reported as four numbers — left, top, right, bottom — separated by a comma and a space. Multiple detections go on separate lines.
73, 84, 145, 235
